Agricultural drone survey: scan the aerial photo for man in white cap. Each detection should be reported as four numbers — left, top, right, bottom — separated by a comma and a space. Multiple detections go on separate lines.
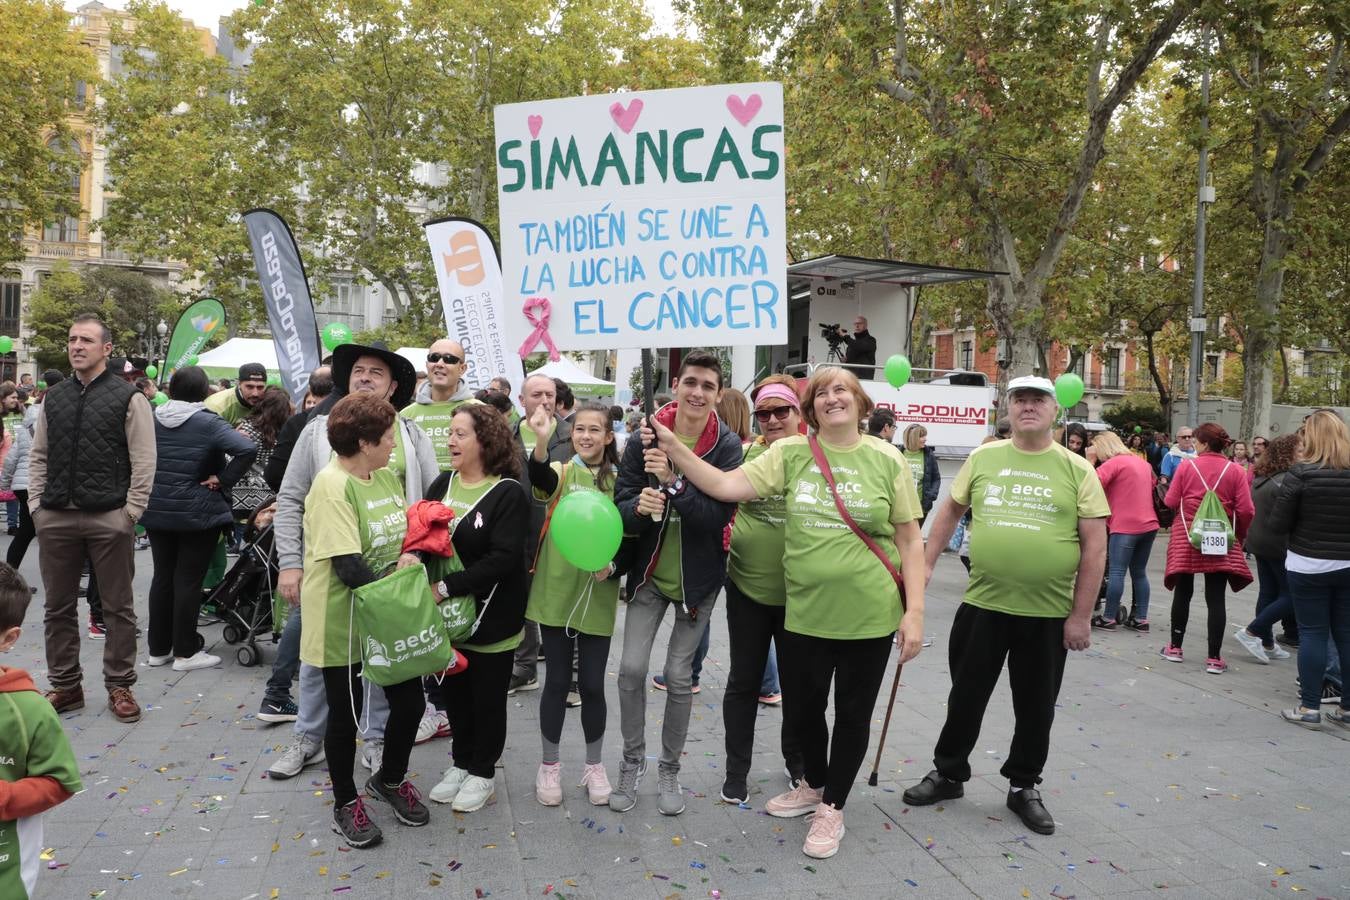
903, 375, 1107, 836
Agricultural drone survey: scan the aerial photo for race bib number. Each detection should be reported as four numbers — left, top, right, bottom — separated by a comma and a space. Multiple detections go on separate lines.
1199, 521, 1228, 556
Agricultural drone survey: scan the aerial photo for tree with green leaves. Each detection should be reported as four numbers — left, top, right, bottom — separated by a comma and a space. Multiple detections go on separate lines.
0, 0, 96, 266
26, 264, 181, 371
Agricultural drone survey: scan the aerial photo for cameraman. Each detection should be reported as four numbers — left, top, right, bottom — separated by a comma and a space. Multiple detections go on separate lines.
836, 316, 877, 368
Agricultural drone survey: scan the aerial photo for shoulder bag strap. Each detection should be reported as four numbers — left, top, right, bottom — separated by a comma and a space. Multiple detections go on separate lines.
807, 433, 906, 609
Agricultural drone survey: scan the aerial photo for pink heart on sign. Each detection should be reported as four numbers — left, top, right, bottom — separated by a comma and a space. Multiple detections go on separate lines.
527, 115, 543, 139
609, 98, 644, 134
726, 93, 763, 126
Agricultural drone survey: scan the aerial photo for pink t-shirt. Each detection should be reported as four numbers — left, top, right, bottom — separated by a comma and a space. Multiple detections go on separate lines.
1095, 453, 1159, 534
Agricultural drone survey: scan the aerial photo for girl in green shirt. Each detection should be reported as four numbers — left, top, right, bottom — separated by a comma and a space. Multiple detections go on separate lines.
526, 402, 625, 808
648, 366, 927, 861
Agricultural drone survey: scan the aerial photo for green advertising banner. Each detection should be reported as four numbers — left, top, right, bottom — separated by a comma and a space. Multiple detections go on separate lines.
165, 298, 226, 374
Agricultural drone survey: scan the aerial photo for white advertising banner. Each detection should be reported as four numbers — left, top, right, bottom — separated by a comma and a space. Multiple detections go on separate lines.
861, 380, 995, 450
493, 82, 788, 352
423, 217, 526, 397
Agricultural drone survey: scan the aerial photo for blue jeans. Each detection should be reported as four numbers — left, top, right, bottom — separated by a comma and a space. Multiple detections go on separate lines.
761, 643, 780, 696
1103, 530, 1156, 622
1287, 567, 1350, 709
1248, 556, 1292, 644
264, 602, 302, 703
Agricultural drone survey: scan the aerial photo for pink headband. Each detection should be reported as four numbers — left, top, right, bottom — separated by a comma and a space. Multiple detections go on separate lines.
754, 383, 801, 411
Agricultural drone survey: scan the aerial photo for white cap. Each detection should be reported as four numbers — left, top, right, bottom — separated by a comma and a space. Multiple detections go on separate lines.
1005, 375, 1056, 397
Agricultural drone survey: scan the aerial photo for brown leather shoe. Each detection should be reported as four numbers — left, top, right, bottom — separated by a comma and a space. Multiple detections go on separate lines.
45, 686, 85, 713
108, 687, 141, 723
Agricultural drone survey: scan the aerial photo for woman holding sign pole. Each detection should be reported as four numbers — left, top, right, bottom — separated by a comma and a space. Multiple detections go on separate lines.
644, 367, 926, 860
299, 394, 428, 849
1161, 423, 1253, 674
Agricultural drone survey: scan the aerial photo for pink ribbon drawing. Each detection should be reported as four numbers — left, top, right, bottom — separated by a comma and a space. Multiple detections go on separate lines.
517, 296, 561, 361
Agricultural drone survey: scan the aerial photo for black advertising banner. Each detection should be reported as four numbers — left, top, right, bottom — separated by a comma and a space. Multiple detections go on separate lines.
243, 208, 322, 403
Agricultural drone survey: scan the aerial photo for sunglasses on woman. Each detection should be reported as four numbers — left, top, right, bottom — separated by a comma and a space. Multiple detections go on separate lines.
754, 406, 794, 423
426, 352, 462, 364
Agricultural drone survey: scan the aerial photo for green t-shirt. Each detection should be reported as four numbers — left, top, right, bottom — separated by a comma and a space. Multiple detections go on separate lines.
205, 388, 248, 425
299, 461, 408, 667
440, 473, 524, 653
400, 397, 479, 472
949, 439, 1110, 618
903, 449, 925, 493
728, 440, 787, 606
741, 434, 921, 639
526, 461, 621, 635
650, 432, 699, 600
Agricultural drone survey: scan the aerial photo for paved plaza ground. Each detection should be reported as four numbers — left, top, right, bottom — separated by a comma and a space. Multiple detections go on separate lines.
12, 528, 1349, 900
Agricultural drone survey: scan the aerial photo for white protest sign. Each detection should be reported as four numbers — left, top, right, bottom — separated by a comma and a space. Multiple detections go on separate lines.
494, 82, 787, 353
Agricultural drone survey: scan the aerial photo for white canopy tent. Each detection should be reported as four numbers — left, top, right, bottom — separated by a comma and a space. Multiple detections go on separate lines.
193, 338, 278, 379
529, 357, 616, 399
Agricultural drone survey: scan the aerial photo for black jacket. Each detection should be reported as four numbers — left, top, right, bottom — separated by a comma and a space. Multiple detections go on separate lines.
265, 394, 334, 492
1244, 472, 1290, 560
425, 472, 529, 646
140, 405, 257, 532
1267, 463, 1350, 560
39, 370, 138, 511
614, 404, 741, 615
918, 445, 941, 511
842, 329, 877, 367
513, 413, 573, 561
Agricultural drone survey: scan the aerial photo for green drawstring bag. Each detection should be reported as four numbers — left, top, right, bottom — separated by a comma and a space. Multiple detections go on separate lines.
1182, 460, 1235, 556
351, 563, 454, 686
425, 553, 494, 645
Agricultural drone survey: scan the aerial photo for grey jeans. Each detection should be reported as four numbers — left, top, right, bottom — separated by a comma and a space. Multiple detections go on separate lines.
616, 581, 718, 771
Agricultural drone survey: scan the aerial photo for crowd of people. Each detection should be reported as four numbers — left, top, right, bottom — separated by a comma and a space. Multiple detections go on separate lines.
0, 314, 1346, 882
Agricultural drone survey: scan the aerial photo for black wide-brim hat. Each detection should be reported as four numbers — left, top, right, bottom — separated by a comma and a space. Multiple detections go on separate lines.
331, 341, 417, 410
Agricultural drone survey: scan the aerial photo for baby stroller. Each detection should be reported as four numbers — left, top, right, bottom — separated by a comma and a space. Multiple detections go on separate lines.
204, 517, 280, 667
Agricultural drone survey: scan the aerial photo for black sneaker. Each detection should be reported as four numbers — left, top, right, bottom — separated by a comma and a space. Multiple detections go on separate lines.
364, 776, 430, 826
1090, 615, 1117, 630
507, 673, 538, 695
257, 698, 298, 724
1006, 788, 1055, 835
1323, 683, 1342, 706
1125, 616, 1150, 633
720, 777, 749, 804
902, 770, 964, 806
332, 797, 383, 848
1278, 631, 1300, 647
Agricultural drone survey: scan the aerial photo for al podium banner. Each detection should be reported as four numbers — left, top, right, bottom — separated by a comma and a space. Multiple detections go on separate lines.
493, 82, 788, 354
164, 297, 226, 375
243, 208, 323, 404
423, 217, 526, 399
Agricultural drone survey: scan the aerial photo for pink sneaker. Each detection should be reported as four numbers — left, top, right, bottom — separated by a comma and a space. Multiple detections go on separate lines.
535, 762, 562, 806
765, 781, 823, 818
1160, 644, 1184, 663
1205, 657, 1227, 674
578, 763, 612, 805
803, 802, 845, 859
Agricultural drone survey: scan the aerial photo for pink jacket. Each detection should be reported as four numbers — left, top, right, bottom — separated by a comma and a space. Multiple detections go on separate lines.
1162, 452, 1254, 591
1096, 453, 1158, 535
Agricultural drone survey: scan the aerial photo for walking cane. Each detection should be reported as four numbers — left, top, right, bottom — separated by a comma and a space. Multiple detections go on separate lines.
867, 657, 904, 786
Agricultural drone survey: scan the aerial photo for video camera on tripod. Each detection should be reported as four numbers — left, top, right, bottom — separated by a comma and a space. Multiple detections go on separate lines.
819, 322, 847, 362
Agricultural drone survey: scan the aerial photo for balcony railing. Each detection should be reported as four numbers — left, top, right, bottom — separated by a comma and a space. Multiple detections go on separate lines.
21, 237, 98, 259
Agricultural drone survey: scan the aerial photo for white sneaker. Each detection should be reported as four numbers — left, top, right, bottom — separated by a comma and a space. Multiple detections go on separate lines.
415, 708, 449, 744
360, 739, 384, 774
536, 762, 562, 806
1233, 628, 1270, 664
147, 653, 173, 667
429, 765, 470, 804
1267, 641, 1292, 660
172, 651, 221, 672
451, 775, 495, 812
267, 735, 325, 779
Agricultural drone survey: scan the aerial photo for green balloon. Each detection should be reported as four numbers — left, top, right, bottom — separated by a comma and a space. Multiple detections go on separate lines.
36, 381, 46, 390
0, 336, 12, 354
1055, 373, 1085, 409
145, 364, 158, 379
322, 322, 353, 352
883, 354, 912, 389
1134, 425, 1143, 434
152, 392, 168, 406
549, 491, 623, 572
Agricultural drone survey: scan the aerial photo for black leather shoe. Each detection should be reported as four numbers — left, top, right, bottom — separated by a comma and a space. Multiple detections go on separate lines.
1006, 788, 1055, 834
902, 770, 964, 806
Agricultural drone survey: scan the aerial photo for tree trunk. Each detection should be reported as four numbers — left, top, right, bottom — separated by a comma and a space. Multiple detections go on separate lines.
1143, 328, 1172, 426
1239, 220, 1289, 441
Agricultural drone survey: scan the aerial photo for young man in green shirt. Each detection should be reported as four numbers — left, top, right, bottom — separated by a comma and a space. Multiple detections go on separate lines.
904, 376, 1108, 836
205, 362, 269, 425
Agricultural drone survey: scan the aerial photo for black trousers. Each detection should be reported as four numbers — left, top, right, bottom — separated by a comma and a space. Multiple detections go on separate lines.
321, 663, 423, 807
933, 604, 1067, 788
442, 645, 515, 778
6, 490, 35, 569
146, 528, 219, 658
1170, 572, 1227, 659
778, 629, 892, 809
539, 625, 609, 746
723, 579, 803, 781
